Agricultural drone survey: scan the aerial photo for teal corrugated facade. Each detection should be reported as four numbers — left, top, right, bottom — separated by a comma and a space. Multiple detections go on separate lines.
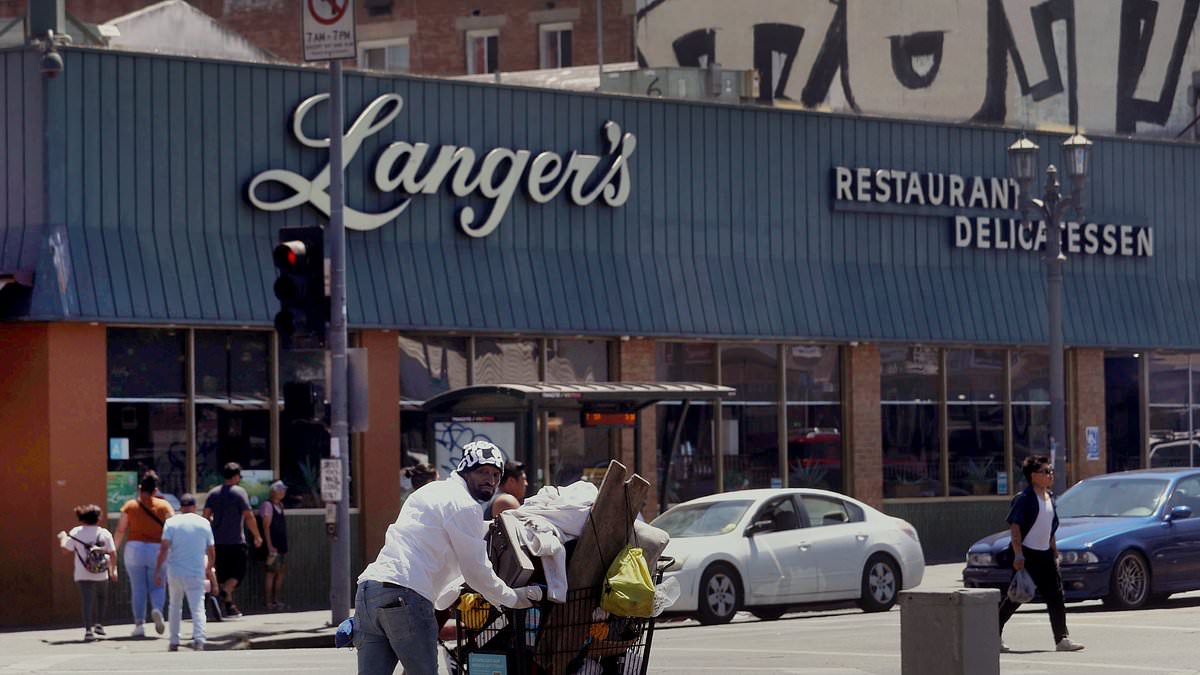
4, 46, 1200, 348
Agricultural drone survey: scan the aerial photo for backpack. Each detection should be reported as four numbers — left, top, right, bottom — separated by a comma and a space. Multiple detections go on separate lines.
68, 533, 110, 574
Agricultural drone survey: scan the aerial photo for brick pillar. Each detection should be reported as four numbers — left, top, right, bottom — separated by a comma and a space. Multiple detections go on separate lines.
0, 322, 105, 627
358, 331, 401, 565
616, 339, 659, 519
846, 344, 883, 508
1070, 348, 1106, 483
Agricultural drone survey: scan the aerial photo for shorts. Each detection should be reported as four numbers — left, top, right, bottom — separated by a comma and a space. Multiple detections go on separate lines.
265, 552, 287, 573
214, 544, 247, 584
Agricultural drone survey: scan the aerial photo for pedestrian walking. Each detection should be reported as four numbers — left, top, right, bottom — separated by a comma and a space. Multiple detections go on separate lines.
998, 454, 1084, 652
202, 462, 263, 619
404, 462, 438, 491
154, 494, 215, 651
58, 504, 117, 642
356, 440, 542, 675
113, 470, 174, 637
260, 480, 289, 611
486, 460, 527, 519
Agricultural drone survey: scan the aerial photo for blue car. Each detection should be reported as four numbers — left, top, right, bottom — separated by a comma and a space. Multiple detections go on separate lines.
963, 468, 1200, 609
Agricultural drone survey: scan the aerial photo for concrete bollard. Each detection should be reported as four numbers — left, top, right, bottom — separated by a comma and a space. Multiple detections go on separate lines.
899, 588, 1001, 675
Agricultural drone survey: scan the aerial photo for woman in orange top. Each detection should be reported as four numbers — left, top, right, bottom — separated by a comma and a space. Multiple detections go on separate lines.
113, 470, 174, 637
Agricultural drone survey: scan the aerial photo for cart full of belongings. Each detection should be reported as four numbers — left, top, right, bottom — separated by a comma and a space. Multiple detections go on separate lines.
448, 460, 679, 675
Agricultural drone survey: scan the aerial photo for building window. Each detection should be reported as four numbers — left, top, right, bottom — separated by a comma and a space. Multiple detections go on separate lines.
786, 345, 843, 491
946, 349, 1006, 496
398, 335, 469, 476
657, 343, 717, 507
194, 331, 272, 500
1011, 350, 1049, 491
474, 338, 539, 383
364, 0, 393, 17
1148, 352, 1199, 468
538, 22, 573, 68
466, 29, 499, 74
721, 344, 779, 491
881, 346, 941, 498
546, 339, 612, 486
359, 38, 410, 73
106, 328, 189, 509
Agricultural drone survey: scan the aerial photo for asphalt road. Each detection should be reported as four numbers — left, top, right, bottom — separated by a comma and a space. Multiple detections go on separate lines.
4, 564, 1199, 674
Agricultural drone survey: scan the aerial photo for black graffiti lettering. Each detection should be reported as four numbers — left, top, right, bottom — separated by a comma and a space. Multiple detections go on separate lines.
754, 23, 805, 101
673, 28, 716, 68
1116, 0, 1200, 133
974, 0, 1075, 124
802, 0, 857, 110
889, 31, 945, 89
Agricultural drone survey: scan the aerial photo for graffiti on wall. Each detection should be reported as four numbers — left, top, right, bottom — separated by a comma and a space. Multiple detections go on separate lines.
635, 0, 1200, 136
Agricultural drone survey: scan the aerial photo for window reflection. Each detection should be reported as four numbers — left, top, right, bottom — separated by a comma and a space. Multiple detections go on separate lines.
721, 345, 778, 490
475, 338, 540, 384
882, 347, 941, 497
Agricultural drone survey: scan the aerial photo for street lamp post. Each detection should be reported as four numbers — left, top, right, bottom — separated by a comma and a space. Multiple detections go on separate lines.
1007, 131, 1093, 494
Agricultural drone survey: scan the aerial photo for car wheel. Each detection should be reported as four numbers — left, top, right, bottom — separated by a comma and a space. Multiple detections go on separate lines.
857, 553, 901, 613
1104, 550, 1150, 610
749, 606, 787, 621
697, 563, 741, 625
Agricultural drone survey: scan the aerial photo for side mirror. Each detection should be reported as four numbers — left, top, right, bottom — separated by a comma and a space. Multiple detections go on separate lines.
1166, 505, 1193, 522
745, 519, 773, 536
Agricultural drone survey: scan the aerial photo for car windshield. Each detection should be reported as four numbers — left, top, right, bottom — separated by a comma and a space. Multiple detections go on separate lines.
1057, 478, 1170, 518
652, 500, 754, 538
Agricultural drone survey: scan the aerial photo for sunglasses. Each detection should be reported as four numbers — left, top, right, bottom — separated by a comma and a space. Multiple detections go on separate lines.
1034, 468, 1055, 475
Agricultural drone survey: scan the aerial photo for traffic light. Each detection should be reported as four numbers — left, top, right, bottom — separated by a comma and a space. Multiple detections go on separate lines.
272, 226, 327, 348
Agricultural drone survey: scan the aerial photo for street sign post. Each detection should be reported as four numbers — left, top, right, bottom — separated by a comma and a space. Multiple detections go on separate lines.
302, 0, 356, 62
302, 0, 356, 626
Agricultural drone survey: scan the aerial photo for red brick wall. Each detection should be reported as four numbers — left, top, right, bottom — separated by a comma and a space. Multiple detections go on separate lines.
7, 0, 632, 74
846, 344, 883, 507
617, 338, 659, 518
1070, 348, 1107, 483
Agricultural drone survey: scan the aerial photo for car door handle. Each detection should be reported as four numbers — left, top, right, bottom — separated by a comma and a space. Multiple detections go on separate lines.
797, 541, 811, 551
856, 534, 868, 542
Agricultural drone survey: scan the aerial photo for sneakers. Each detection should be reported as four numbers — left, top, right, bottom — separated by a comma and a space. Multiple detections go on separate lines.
131, 624, 145, 638
1056, 637, 1085, 652
83, 631, 96, 643
224, 603, 243, 619
168, 643, 179, 652
151, 608, 165, 635
92, 624, 106, 637
1000, 641, 1010, 653
192, 640, 205, 651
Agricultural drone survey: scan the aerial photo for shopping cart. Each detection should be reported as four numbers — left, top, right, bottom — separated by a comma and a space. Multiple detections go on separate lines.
451, 557, 673, 675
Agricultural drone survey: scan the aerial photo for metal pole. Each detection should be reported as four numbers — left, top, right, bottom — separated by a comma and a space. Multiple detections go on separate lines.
328, 58, 352, 625
596, 0, 604, 82
1043, 166, 1068, 494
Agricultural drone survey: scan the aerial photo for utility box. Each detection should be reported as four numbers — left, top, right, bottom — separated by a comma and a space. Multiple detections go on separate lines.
899, 588, 1000, 675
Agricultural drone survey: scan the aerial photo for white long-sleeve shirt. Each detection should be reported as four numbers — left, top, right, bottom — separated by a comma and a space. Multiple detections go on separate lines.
358, 472, 518, 609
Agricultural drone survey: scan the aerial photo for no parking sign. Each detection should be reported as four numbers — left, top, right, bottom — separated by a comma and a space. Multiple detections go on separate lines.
302, 0, 356, 62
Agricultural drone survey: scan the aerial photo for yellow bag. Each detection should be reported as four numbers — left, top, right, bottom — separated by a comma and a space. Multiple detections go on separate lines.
458, 592, 491, 630
600, 546, 655, 618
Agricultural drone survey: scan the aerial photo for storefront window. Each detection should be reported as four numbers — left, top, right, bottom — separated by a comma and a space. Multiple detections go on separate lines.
721, 344, 779, 490
1011, 350, 1049, 492
399, 335, 469, 404
279, 348, 328, 508
881, 346, 940, 498
1106, 353, 1143, 473
786, 345, 842, 491
546, 339, 611, 485
195, 332, 271, 500
657, 343, 716, 506
474, 338, 540, 384
946, 349, 1005, 496
1148, 353, 1198, 468
106, 328, 188, 507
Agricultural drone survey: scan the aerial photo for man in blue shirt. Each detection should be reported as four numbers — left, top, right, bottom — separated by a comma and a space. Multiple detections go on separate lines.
155, 493, 216, 652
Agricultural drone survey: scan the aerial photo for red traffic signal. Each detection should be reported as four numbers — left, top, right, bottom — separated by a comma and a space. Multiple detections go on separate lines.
273, 241, 307, 269
272, 227, 326, 349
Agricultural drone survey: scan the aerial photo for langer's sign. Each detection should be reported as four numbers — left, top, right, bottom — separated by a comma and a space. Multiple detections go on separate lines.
248, 94, 637, 237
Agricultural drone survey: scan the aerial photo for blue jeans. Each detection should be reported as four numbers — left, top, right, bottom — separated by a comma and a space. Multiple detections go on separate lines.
354, 581, 438, 675
124, 541, 164, 623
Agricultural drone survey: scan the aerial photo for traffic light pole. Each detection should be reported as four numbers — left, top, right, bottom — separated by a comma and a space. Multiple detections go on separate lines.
328, 58, 351, 625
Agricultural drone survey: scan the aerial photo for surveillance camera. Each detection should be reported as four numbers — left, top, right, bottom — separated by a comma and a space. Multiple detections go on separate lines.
41, 49, 63, 78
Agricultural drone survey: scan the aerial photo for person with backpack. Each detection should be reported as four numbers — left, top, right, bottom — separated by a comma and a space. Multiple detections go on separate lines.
113, 470, 175, 637
57, 504, 117, 642
203, 462, 263, 619
259, 480, 289, 611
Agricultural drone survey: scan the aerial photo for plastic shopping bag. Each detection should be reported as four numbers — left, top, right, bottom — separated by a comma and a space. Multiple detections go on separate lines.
1007, 568, 1036, 603
600, 546, 656, 618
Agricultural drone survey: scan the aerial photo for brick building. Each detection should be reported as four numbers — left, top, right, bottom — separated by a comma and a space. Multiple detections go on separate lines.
0, 0, 635, 74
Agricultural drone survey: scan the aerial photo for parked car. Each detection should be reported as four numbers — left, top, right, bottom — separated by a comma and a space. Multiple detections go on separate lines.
963, 468, 1200, 609
651, 489, 925, 625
